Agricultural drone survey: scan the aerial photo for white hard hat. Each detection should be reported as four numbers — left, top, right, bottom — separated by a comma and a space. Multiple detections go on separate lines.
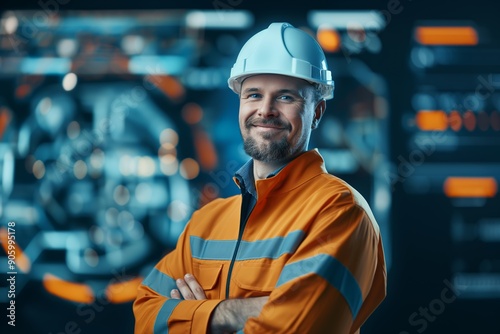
228, 22, 335, 100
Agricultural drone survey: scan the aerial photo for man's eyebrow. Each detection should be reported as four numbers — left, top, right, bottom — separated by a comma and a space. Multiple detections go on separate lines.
241, 87, 260, 94
276, 88, 303, 96
241, 87, 304, 96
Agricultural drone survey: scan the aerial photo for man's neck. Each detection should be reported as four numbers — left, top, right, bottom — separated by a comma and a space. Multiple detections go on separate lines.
253, 160, 286, 181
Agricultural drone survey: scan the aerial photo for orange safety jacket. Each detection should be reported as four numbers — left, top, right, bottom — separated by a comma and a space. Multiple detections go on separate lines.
134, 149, 387, 333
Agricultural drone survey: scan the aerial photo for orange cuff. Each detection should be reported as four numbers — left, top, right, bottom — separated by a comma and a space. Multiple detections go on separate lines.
191, 299, 224, 333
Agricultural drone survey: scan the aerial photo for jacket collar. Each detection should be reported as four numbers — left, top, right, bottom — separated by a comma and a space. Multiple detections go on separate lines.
233, 149, 327, 199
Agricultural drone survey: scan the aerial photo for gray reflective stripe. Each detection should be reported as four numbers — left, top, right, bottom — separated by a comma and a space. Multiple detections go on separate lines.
276, 253, 363, 319
142, 268, 177, 297
154, 299, 181, 334
190, 237, 237, 260
190, 230, 304, 261
238, 230, 304, 260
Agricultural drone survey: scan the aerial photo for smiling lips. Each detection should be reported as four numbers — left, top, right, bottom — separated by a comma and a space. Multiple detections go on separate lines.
254, 124, 284, 130
247, 119, 289, 132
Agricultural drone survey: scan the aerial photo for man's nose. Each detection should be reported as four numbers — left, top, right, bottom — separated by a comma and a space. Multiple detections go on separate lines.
258, 96, 279, 117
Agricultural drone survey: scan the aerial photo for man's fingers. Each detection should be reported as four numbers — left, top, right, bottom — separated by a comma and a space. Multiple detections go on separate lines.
176, 278, 196, 300
170, 289, 181, 299
174, 274, 207, 300
184, 274, 207, 300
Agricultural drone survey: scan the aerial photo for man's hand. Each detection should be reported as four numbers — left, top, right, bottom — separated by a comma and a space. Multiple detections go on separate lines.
170, 273, 269, 333
210, 297, 269, 333
210, 296, 269, 334
170, 273, 207, 300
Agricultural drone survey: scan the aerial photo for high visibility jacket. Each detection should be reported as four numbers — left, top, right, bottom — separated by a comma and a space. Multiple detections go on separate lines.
134, 149, 387, 333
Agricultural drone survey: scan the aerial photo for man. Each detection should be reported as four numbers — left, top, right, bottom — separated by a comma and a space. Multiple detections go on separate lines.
134, 22, 387, 334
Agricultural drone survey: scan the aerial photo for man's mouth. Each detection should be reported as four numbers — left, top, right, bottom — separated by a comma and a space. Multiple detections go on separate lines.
253, 124, 284, 129
247, 119, 289, 131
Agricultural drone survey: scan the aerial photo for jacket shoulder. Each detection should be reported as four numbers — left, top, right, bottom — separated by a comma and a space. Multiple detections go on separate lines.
312, 173, 377, 224
190, 194, 240, 222
198, 194, 240, 210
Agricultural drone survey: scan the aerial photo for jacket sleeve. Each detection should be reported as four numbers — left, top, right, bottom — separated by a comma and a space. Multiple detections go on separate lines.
241, 203, 387, 334
133, 219, 223, 334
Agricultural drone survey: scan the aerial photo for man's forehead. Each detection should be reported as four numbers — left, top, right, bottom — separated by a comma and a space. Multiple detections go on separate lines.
241, 74, 311, 92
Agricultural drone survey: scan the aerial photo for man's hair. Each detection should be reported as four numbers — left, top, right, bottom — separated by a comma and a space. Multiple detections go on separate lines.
310, 84, 325, 104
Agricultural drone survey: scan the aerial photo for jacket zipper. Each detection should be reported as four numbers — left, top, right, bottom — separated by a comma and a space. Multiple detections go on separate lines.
225, 191, 253, 298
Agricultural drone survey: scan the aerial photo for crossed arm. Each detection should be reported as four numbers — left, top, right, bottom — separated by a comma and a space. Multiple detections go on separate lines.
171, 273, 268, 334
135, 204, 385, 333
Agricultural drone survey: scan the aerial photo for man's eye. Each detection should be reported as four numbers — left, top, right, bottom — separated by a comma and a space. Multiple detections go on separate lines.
278, 95, 293, 101
247, 93, 261, 99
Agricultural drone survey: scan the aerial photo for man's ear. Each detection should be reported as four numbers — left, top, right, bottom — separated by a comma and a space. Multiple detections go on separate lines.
312, 100, 326, 129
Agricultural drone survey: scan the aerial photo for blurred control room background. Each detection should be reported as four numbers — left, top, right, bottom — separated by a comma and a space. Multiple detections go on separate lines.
0, 0, 499, 333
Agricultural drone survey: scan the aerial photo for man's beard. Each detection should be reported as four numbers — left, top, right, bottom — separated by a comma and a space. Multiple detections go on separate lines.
243, 135, 292, 163
242, 117, 293, 162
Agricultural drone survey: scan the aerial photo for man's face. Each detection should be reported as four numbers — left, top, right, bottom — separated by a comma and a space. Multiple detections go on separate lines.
238, 74, 321, 163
